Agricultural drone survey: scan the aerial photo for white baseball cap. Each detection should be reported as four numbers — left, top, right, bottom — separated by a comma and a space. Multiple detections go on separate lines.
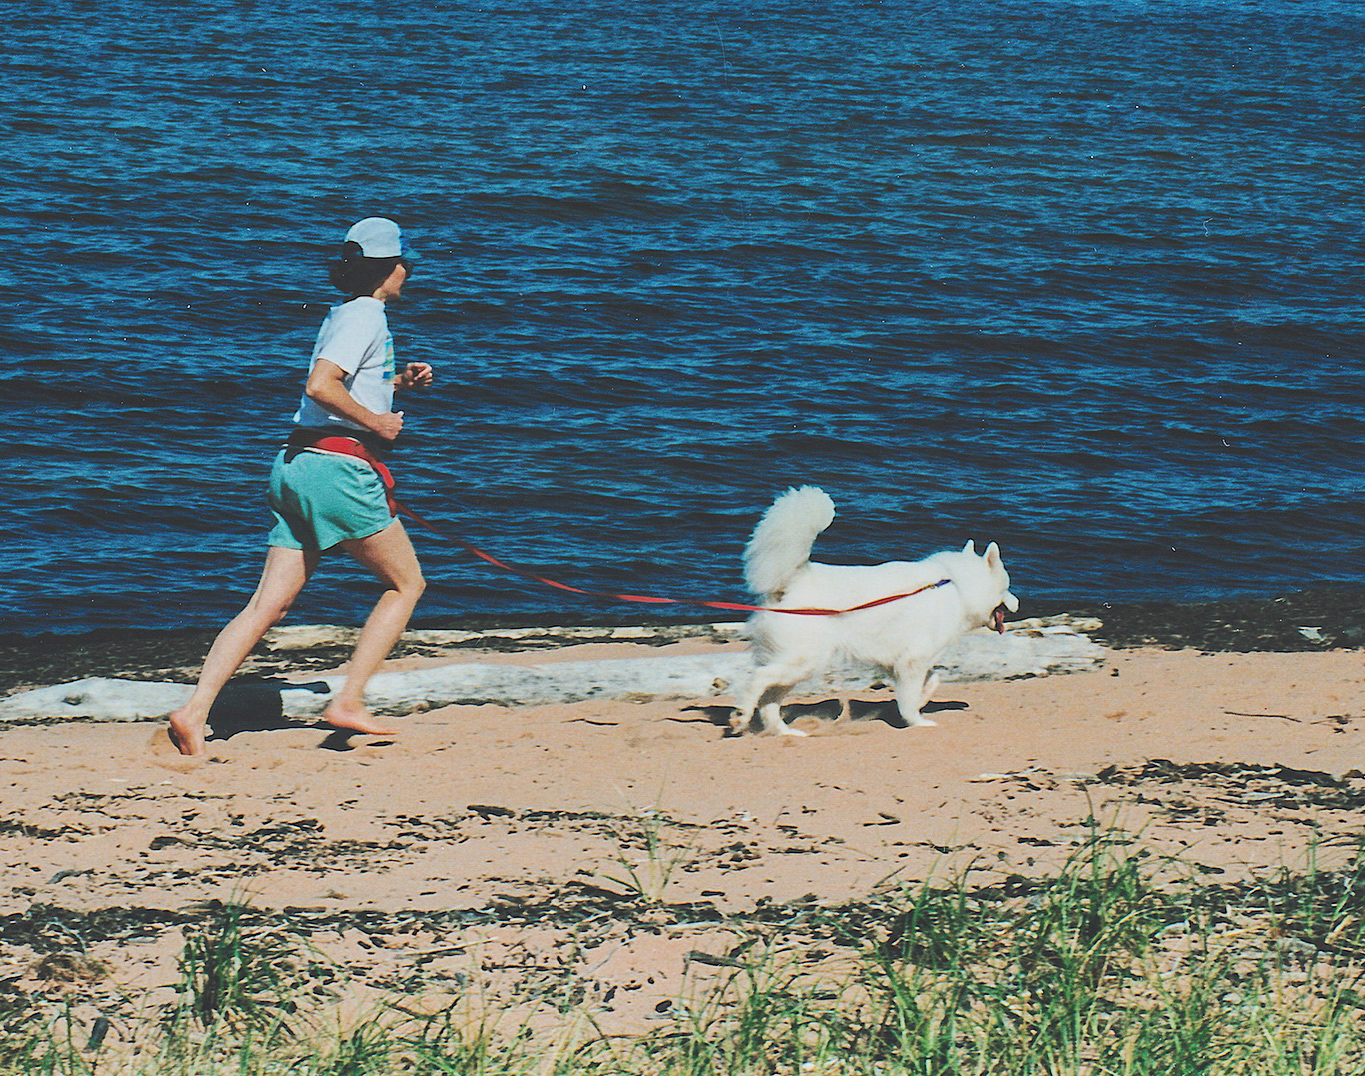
344, 217, 411, 258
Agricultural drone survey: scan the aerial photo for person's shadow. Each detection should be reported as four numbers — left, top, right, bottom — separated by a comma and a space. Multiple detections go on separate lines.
204, 677, 391, 751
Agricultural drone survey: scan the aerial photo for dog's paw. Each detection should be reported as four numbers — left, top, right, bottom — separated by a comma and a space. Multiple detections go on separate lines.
906, 716, 938, 728
755, 718, 808, 737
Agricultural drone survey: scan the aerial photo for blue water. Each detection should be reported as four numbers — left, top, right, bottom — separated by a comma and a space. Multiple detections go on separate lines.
4, 1, 1364, 635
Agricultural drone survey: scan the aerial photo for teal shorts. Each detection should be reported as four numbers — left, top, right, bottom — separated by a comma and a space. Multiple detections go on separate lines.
266, 448, 394, 551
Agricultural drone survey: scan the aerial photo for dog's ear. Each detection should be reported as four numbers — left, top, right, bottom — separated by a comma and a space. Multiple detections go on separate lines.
962, 539, 976, 555
984, 541, 1001, 566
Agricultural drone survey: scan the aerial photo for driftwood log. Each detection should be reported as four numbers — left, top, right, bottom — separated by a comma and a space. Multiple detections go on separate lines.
0, 622, 1102, 725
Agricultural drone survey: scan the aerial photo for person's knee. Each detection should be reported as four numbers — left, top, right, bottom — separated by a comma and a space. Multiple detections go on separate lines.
381, 567, 425, 603
248, 592, 296, 627
262, 603, 294, 629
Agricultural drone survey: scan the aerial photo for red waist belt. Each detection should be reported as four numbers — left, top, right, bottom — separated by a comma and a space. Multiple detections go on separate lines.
285, 428, 398, 516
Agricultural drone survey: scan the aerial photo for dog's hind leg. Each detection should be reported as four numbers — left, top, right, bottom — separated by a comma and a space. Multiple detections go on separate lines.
733, 660, 815, 736
892, 662, 939, 728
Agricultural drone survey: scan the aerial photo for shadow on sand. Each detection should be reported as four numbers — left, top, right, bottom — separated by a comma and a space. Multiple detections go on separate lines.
205, 676, 328, 742
204, 678, 395, 751
681, 695, 971, 735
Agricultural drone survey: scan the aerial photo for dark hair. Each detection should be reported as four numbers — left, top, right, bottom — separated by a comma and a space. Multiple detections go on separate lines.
328, 240, 403, 297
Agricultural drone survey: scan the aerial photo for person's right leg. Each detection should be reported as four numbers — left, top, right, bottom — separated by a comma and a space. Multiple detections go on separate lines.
168, 545, 319, 755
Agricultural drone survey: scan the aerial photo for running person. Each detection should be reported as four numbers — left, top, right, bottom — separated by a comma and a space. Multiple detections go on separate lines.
168, 217, 433, 756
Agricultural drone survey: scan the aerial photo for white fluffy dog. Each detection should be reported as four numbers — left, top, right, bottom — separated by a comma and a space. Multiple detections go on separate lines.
733, 486, 1019, 736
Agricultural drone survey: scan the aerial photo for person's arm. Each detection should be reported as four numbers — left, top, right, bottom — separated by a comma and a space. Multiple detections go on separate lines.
305, 359, 404, 441
395, 361, 434, 391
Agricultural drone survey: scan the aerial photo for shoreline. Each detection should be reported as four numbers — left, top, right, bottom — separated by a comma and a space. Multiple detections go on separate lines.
4, 586, 1364, 697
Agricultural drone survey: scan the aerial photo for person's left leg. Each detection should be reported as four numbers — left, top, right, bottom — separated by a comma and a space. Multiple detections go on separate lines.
323, 520, 426, 735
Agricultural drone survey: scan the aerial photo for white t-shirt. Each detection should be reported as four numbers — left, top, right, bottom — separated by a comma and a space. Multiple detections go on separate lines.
292, 297, 395, 432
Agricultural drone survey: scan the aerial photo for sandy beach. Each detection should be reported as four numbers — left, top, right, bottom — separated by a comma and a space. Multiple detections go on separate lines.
2, 624, 1364, 1049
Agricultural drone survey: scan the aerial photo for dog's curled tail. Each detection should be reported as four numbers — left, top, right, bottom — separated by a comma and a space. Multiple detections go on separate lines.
743, 486, 836, 597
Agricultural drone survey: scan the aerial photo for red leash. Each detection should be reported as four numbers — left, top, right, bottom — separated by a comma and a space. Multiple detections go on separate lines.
288, 431, 952, 617
396, 498, 952, 617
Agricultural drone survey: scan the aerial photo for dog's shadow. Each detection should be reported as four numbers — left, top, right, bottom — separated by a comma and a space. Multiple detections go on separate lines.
849, 697, 968, 728
682, 697, 969, 735
204, 678, 393, 752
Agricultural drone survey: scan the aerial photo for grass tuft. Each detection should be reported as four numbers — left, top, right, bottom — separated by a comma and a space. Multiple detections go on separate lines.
594, 807, 697, 905
173, 900, 302, 1034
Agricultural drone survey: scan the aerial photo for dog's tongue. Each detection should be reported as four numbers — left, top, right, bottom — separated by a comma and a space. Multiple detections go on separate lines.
992, 605, 1007, 634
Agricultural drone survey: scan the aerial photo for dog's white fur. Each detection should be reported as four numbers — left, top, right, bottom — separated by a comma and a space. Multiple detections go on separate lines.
733, 486, 1019, 736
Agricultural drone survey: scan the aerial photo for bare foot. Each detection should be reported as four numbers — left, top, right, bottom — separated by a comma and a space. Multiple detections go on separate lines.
167, 708, 206, 756
322, 700, 397, 737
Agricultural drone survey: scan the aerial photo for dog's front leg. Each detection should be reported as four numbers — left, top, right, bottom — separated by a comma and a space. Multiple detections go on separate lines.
892, 663, 939, 728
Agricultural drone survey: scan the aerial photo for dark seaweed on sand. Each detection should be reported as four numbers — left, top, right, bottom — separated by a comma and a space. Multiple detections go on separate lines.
1063, 587, 1365, 653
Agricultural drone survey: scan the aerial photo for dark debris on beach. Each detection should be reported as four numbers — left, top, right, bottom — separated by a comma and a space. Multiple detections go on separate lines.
4, 823, 1363, 968
1058, 587, 1365, 653
0, 628, 222, 697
